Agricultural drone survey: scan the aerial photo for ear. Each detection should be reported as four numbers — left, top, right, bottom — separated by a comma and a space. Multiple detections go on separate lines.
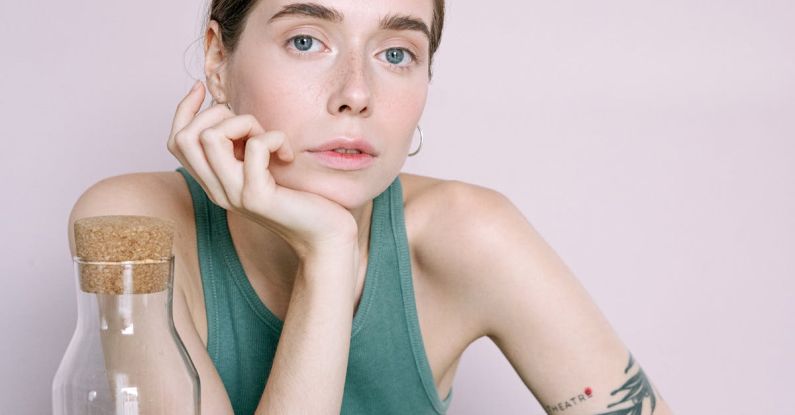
203, 20, 230, 103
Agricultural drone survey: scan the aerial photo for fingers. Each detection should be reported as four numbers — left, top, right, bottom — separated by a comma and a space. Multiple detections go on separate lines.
242, 131, 291, 212
167, 81, 295, 215
201, 114, 267, 207
169, 81, 204, 141
173, 105, 234, 207
177, 103, 237, 148
168, 81, 238, 207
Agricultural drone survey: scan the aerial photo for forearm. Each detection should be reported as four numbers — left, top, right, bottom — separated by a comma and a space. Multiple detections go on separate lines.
255, 241, 359, 415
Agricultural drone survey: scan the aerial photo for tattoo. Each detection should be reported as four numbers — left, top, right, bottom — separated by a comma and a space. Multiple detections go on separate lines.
594, 353, 658, 415
543, 387, 594, 413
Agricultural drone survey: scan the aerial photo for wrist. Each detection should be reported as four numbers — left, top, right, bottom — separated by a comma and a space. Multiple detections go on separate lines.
296, 238, 359, 286
294, 227, 359, 261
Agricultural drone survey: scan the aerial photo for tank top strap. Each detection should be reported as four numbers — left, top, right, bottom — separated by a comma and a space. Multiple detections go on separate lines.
391, 177, 454, 412
175, 167, 227, 358
344, 176, 454, 413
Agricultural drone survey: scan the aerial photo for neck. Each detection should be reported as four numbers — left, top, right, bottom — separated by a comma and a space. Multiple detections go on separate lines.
227, 199, 374, 290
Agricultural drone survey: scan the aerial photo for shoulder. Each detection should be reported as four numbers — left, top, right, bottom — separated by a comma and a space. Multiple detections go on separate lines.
68, 169, 200, 293
68, 171, 191, 241
70, 170, 188, 211
398, 172, 532, 258
68, 169, 196, 256
68, 168, 205, 305
399, 171, 520, 223
399, 172, 549, 336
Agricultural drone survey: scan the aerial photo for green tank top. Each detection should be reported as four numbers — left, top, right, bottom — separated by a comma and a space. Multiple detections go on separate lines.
176, 167, 453, 415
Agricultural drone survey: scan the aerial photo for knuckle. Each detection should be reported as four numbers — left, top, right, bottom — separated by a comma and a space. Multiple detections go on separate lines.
244, 114, 262, 130
173, 130, 194, 148
244, 137, 265, 153
173, 131, 187, 145
252, 134, 270, 147
198, 128, 218, 146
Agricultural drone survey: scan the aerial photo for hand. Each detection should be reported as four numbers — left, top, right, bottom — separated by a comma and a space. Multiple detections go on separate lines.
167, 81, 358, 257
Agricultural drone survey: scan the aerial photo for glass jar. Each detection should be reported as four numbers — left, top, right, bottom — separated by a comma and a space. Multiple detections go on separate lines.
53, 256, 200, 414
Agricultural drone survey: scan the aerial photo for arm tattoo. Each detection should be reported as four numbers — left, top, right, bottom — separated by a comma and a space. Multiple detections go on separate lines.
594, 353, 658, 415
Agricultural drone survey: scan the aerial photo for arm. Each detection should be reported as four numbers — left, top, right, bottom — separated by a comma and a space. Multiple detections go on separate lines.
254, 242, 359, 415
426, 182, 674, 415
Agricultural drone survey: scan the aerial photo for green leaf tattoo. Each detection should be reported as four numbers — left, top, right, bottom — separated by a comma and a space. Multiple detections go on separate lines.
594, 353, 657, 415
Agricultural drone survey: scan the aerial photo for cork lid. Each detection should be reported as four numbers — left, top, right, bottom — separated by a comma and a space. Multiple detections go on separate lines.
74, 215, 175, 294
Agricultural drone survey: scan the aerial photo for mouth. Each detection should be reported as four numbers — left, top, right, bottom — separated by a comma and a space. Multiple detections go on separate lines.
307, 150, 375, 171
329, 148, 365, 155
308, 137, 378, 157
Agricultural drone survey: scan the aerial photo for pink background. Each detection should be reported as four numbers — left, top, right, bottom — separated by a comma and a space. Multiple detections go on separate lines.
2, 1, 793, 413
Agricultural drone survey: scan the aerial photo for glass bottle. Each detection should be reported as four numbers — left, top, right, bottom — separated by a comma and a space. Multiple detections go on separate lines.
53, 221, 200, 414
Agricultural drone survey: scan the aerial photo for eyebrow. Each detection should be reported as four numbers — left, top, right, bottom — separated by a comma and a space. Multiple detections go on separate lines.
268, 2, 431, 42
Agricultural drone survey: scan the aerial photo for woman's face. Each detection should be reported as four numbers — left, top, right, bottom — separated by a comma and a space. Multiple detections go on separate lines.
209, 0, 433, 210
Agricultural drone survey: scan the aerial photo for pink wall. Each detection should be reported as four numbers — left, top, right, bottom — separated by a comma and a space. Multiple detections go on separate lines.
2, 1, 793, 413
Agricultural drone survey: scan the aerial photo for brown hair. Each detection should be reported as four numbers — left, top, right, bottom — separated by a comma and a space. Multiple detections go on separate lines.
205, 0, 445, 79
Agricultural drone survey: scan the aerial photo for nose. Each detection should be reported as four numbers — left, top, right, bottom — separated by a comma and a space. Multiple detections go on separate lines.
326, 51, 372, 117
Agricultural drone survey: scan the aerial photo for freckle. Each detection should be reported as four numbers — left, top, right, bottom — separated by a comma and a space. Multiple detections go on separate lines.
585, 387, 593, 396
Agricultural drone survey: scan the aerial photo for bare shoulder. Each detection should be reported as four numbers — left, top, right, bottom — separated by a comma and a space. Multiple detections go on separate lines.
69, 170, 189, 214
68, 170, 193, 251
398, 172, 537, 334
398, 171, 531, 259
68, 170, 202, 306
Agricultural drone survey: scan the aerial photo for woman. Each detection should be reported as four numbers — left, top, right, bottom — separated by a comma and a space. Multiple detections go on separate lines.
69, 1, 675, 414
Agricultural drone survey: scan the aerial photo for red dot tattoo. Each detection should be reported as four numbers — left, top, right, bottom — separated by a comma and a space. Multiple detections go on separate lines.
585, 387, 593, 397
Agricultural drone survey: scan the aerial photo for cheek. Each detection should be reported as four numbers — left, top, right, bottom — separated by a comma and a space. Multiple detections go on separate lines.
233, 58, 324, 131
381, 74, 428, 121
383, 84, 428, 147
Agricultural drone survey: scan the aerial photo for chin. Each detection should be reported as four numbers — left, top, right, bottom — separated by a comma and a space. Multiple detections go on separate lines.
317, 189, 370, 211
271, 165, 393, 211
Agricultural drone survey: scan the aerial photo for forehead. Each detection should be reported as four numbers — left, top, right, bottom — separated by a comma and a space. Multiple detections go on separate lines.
249, 0, 434, 29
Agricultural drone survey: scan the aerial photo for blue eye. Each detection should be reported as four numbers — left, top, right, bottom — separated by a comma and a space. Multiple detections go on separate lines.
382, 47, 418, 70
292, 35, 315, 52
385, 48, 406, 65
287, 35, 326, 54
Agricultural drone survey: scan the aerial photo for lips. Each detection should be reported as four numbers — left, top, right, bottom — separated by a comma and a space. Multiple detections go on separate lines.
308, 137, 378, 156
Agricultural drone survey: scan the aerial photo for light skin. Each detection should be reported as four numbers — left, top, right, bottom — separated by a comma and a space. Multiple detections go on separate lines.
170, 0, 433, 266
69, 0, 676, 413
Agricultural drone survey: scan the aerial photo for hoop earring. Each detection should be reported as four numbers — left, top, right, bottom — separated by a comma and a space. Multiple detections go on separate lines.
408, 125, 423, 157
